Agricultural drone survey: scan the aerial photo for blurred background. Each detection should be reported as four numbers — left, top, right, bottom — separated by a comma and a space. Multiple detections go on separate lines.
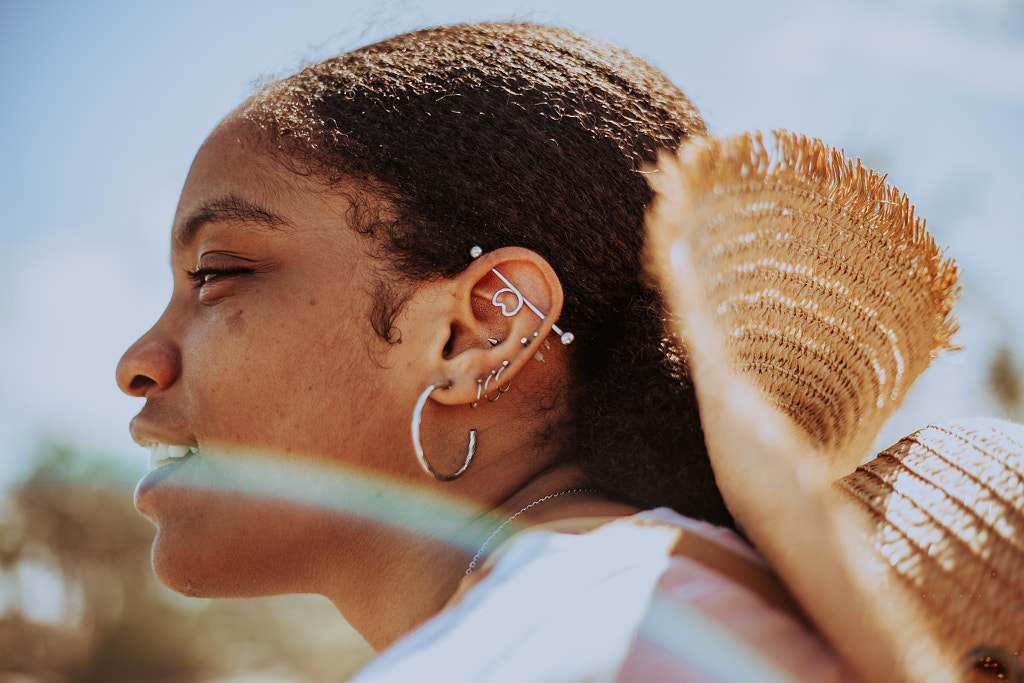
1, 0, 1022, 680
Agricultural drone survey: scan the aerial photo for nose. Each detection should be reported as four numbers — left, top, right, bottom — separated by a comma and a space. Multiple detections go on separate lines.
116, 323, 181, 397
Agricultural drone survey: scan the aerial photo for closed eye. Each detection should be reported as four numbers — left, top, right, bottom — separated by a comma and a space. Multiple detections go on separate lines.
185, 266, 254, 288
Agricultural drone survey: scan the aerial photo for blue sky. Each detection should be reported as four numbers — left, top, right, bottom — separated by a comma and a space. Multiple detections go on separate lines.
1, 0, 1022, 486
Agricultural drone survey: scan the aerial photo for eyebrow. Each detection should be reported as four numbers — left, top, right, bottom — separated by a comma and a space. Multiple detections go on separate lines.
173, 195, 291, 248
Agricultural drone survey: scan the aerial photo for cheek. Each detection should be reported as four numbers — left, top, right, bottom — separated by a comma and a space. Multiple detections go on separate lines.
180, 310, 303, 443
225, 307, 246, 334
182, 303, 387, 458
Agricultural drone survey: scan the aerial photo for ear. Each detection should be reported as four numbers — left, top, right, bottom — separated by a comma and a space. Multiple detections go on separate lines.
428, 246, 567, 406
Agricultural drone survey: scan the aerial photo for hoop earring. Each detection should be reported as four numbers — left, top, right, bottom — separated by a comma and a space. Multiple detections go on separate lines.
411, 383, 477, 481
486, 361, 512, 401
483, 370, 500, 402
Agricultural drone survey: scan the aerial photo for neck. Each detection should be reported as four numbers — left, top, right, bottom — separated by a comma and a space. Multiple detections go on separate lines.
323, 526, 470, 649
317, 462, 638, 650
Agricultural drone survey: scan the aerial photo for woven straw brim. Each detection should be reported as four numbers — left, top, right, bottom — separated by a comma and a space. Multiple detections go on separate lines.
647, 130, 960, 466
837, 418, 1024, 664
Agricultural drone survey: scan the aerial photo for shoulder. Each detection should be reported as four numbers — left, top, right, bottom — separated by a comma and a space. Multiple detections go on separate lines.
619, 511, 858, 681
351, 509, 857, 682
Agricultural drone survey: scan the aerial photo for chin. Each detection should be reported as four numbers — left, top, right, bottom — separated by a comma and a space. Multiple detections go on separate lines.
138, 460, 334, 599
150, 529, 231, 598
147, 513, 317, 600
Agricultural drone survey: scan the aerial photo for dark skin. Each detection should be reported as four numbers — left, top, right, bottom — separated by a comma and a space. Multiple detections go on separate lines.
240, 22, 733, 533
117, 115, 641, 648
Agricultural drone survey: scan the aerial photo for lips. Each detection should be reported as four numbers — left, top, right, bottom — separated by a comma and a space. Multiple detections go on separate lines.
135, 443, 199, 512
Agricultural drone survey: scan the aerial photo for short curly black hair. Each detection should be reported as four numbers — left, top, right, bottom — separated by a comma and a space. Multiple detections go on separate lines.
242, 22, 735, 529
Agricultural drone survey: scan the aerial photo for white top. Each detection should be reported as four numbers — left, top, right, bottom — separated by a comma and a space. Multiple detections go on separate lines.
349, 508, 857, 682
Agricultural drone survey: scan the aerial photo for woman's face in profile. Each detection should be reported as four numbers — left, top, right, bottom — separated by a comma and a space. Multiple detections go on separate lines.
116, 118, 420, 595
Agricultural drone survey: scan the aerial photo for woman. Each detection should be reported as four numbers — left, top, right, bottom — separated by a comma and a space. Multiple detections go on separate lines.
116, 23, 855, 680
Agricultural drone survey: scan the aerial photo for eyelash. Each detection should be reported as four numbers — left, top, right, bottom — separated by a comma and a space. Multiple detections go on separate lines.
185, 266, 253, 287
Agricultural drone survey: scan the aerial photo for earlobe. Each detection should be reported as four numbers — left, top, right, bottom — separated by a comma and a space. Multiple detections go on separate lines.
428, 246, 569, 406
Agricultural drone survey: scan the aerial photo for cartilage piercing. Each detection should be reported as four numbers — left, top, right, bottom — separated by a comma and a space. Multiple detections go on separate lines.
470, 247, 575, 345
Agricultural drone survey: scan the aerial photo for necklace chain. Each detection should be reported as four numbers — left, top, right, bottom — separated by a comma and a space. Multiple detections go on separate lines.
464, 488, 598, 576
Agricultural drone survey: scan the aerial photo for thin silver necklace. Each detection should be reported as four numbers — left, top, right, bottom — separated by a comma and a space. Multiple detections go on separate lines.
464, 488, 598, 576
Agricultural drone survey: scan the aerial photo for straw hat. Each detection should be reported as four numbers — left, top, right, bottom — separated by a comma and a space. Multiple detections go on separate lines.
646, 129, 960, 473
645, 130, 1024, 679
838, 418, 1024, 677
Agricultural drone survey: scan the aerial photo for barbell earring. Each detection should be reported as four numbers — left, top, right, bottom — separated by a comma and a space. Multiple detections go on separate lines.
470, 246, 574, 345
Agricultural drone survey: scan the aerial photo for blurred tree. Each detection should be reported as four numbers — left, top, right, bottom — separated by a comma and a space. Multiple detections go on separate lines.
0, 444, 373, 683
988, 343, 1024, 422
